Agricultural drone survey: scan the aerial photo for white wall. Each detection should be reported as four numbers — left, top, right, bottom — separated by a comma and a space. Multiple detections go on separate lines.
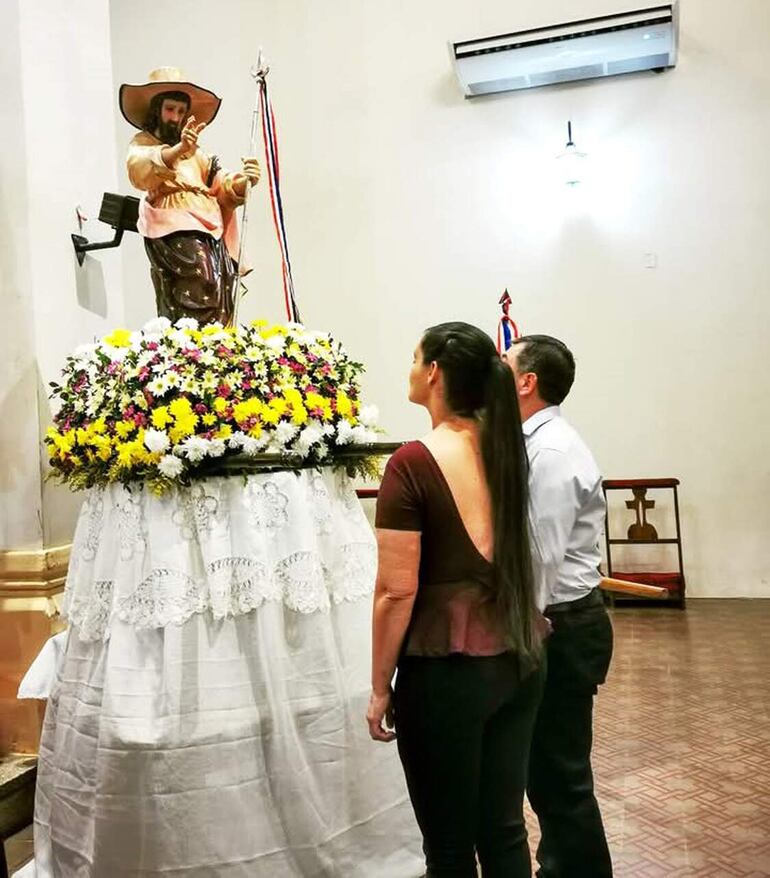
110, 0, 770, 597
0, 0, 43, 551
0, 0, 125, 549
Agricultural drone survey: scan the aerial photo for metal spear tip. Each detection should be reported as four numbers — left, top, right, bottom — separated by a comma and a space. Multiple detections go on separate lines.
498, 288, 512, 306
250, 48, 270, 81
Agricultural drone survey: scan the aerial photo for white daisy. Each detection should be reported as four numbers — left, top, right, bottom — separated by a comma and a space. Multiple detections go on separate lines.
207, 439, 227, 458
295, 420, 324, 456
242, 435, 269, 456
142, 317, 172, 334
336, 420, 354, 445
144, 429, 170, 454
158, 454, 184, 478
178, 436, 210, 463
273, 422, 299, 447
359, 404, 379, 428
147, 376, 169, 395
350, 425, 377, 445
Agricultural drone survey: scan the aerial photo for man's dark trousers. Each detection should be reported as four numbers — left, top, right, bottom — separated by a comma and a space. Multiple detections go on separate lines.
528, 588, 614, 878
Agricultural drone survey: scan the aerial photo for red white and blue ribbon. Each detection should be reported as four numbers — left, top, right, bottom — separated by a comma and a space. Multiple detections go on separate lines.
496, 289, 519, 353
257, 71, 301, 323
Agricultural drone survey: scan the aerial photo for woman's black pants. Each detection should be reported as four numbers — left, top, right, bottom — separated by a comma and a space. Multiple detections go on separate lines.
394, 652, 545, 878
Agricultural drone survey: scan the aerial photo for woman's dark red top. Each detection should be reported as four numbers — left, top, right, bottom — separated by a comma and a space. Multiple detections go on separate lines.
375, 441, 512, 657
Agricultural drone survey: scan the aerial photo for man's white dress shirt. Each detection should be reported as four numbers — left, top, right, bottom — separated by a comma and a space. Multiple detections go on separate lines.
524, 406, 605, 609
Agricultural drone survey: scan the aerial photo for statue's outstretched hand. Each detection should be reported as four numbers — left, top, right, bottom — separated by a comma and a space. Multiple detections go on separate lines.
178, 115, 206, 159
241, 157, 261, 186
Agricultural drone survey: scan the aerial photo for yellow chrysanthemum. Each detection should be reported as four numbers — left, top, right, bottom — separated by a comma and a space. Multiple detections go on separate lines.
115, 439, 144, 467
103, 328, 132, 348
291, 405, 308, 426
283, 388, 302, 406
115, 420, 136, 439
52, 430, 76, 453
92, 436, 113, 461
336, 391, 353, 418
214, 425, 233, 439
168, 415, 198, 444
202, 413, 217, 426
232, 399, 262, 424
151, 406, 173, 429
169, 397, 194, 418
213, 397, 229, 414
305, 392, 332, 421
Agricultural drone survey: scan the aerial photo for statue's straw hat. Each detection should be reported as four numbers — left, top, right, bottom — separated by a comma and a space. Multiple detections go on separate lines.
119, 67, 221, 130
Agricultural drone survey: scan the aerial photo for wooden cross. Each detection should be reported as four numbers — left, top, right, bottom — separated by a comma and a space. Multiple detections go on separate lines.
626, 487, 658, 540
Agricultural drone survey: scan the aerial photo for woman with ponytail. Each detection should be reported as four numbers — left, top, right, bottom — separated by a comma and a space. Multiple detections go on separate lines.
368, 321, 545, 877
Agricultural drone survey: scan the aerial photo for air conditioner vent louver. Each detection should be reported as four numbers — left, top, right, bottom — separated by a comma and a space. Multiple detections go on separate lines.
530, 64, 606, 88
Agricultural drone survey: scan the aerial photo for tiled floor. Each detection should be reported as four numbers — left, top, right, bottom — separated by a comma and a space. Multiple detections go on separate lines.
6, 600, 769, 876
524, 599, 770, 877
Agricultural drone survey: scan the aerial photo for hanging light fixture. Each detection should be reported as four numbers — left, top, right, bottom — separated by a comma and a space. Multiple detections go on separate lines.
556, 120, 587, 186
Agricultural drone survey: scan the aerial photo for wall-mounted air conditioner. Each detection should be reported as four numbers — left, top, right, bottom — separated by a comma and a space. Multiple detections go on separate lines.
450, 3, 679, 97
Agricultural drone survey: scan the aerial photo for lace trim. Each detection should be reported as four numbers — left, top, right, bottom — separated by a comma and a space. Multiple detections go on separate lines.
66, 544, 376, 641
63, 579, 114, 642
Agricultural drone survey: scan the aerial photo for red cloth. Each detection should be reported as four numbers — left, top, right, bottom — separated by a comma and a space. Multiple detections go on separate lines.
376, 441, 513, 657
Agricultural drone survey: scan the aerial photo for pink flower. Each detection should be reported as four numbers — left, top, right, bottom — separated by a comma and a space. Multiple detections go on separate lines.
138, 367, 151, 382
184, 348, 202, 361
194, 403, 208, 415
217, 383, 232, 398
146, 342, 159, 351
134, 412, 148, 427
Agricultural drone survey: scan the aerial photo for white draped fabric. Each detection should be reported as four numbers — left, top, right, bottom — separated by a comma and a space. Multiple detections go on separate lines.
31, 471, 422, 877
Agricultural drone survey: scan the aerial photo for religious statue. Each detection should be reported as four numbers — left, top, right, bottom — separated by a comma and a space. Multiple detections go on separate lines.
119, 67, 260, 325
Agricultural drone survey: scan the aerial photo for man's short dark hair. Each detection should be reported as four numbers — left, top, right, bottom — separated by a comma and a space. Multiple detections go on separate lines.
512, 334, 576, 405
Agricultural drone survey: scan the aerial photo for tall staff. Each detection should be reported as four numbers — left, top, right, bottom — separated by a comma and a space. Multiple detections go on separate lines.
233, 51, 301, 326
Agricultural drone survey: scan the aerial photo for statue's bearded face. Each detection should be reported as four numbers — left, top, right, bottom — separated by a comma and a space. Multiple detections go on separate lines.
156, 98, 189, 145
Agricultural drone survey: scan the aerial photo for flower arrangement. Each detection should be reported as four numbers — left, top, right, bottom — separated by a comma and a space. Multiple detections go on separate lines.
45, 317, 381, 493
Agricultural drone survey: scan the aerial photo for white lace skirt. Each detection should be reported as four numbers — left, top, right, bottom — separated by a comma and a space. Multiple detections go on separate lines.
30, 472, 423, 877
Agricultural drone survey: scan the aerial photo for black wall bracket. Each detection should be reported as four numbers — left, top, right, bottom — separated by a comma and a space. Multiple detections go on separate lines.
72, 193, 140, 266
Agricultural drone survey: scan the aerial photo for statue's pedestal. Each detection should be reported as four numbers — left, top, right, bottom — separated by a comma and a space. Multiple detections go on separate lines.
30, 470, 422, 877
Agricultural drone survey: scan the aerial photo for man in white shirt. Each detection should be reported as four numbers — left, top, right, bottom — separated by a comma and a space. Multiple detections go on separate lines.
505, 334, 613, 878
